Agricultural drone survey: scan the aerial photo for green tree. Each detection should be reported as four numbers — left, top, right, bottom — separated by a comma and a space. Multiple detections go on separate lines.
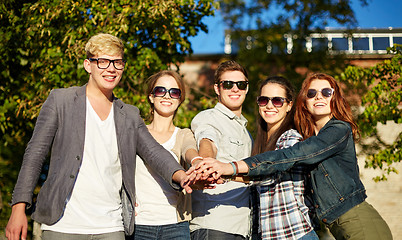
339, 44, 402, 182
0, 0, 217, 233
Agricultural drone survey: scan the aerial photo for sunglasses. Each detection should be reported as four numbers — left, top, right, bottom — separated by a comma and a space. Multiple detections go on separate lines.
219, 81, 248, 90
307, 88, 334, 99
257, 96, 288, 108
152, 86, 181, 99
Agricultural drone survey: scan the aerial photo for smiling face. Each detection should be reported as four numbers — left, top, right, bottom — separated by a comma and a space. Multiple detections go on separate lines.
214, 70, 248, 116
84, 54, 124, 94
306, 79, 333, 123
259, 83, 292, 131
149, 75, 181, 118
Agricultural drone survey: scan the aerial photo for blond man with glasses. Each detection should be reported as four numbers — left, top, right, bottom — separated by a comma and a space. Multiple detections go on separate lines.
6, 33, 194, 240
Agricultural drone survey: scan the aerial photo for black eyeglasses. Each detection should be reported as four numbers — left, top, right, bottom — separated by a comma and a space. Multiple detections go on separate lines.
307, 88, 334, 99
257, 96, 288, 108
219, 81, 248, 90
152, 86, 181, 99
88, 58, 126, 70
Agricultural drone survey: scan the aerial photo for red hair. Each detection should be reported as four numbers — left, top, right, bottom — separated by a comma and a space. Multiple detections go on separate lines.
294, 73, 360, 140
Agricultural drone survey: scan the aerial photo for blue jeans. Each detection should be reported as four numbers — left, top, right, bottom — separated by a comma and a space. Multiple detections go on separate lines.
298, 230, 319, 240
190, 229, 246, 240
134, 221, 190, 240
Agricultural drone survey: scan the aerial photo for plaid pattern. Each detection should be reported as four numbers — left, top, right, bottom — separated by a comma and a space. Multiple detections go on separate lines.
257, 129, 314, 240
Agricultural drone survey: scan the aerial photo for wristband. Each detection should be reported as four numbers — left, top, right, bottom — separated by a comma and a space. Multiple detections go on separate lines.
190, 156, 203, 165
233, 161, 239, 175
229, 161, 238, 176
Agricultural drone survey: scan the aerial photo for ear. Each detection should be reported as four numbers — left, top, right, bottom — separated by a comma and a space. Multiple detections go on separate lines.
84, 59, 91, 74
286, 101, 293, 113
149, 94, 154, 104
214, 83, 220, 97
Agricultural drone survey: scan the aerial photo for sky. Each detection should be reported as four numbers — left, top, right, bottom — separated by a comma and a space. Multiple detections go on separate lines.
189, 0, 402, 54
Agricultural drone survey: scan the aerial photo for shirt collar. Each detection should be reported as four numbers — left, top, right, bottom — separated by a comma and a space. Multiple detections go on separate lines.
214, 102, 248, 126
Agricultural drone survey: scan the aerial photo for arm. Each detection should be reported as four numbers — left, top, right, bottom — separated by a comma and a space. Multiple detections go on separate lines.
172, 169, 195, 193
178, 128, 202, 166
197, 157, 249, 178
190, 112, 219, 168
198, 121, 351, 179
5, 203, 28, 240
191, 111, 220, 160
198, 138, 217, 158
177, 129, 218, 188
244, 120, 351, 177
185, 148, 201, 165
190, 111, 249, 183
7, 91, 58, 240
12, 91, 58, 206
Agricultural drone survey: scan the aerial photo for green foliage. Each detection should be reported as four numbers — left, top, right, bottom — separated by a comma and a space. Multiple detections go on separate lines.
339, 44, 402, 181
0, 0, 216, 233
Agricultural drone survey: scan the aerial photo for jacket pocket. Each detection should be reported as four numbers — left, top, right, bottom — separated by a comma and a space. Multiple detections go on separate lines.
311, 163, 357, 214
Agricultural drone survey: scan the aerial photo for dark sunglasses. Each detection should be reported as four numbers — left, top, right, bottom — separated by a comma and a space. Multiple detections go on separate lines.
152, 86, 181, 99
257, 96, 288, 108
219, 81, 248, 90
307, 88, 334, 99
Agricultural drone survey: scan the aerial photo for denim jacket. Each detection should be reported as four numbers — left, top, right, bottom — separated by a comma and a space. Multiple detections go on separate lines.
243, 118, 367, 224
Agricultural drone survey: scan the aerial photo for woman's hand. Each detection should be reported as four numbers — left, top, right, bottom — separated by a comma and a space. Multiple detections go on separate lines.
194, 157, 234, 180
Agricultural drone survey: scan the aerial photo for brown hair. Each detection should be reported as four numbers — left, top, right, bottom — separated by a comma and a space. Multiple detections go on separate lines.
85, 33, 124, 58
146, 70, 186, 115
294, 73, 360, 140
214, 60, 248, 84
252, 76, 297, 155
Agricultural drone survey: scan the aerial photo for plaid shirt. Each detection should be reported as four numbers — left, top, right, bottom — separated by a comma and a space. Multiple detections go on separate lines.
257, 129, 314, 240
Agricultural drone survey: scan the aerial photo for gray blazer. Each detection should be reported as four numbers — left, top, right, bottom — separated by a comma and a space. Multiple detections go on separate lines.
11, 85, 183, 235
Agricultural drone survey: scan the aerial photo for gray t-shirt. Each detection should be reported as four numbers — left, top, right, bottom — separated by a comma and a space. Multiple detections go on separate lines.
190, 102, 252, 237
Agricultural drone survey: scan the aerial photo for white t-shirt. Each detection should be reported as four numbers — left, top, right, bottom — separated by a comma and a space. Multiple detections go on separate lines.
42, 98, 123, 234
135, 127, 179, 225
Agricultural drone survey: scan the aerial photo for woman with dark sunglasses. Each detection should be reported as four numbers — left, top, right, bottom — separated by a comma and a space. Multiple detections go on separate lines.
133, 70, 202, 240
197, 73, 392, 240
250, 76, 319, 240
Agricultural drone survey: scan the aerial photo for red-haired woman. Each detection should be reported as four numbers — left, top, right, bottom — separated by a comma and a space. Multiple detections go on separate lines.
198, 73, 392, 239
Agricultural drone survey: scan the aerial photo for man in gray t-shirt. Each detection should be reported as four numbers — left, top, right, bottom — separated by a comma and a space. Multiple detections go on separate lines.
190, 60, 252, 240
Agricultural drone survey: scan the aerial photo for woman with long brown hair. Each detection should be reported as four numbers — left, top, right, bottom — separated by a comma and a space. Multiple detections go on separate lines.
198, 73, 392, 240
251, 76, 318, 240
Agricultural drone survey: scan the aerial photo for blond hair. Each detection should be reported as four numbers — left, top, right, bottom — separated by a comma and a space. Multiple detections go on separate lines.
85, 33, 124, 58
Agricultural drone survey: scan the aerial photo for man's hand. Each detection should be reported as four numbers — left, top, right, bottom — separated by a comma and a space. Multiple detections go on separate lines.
6, 202, 28, 240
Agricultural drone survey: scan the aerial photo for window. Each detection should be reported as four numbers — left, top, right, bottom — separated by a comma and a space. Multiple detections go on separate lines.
332, 38, 348, 51
393, 37, 402, 45
312, 38, 329, 52
373, 37, 389, 50
353, 37, 369, 51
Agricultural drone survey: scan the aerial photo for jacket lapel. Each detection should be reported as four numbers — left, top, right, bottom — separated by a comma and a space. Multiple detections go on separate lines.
73, 85, 87, 146
113, 98, 126, 155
